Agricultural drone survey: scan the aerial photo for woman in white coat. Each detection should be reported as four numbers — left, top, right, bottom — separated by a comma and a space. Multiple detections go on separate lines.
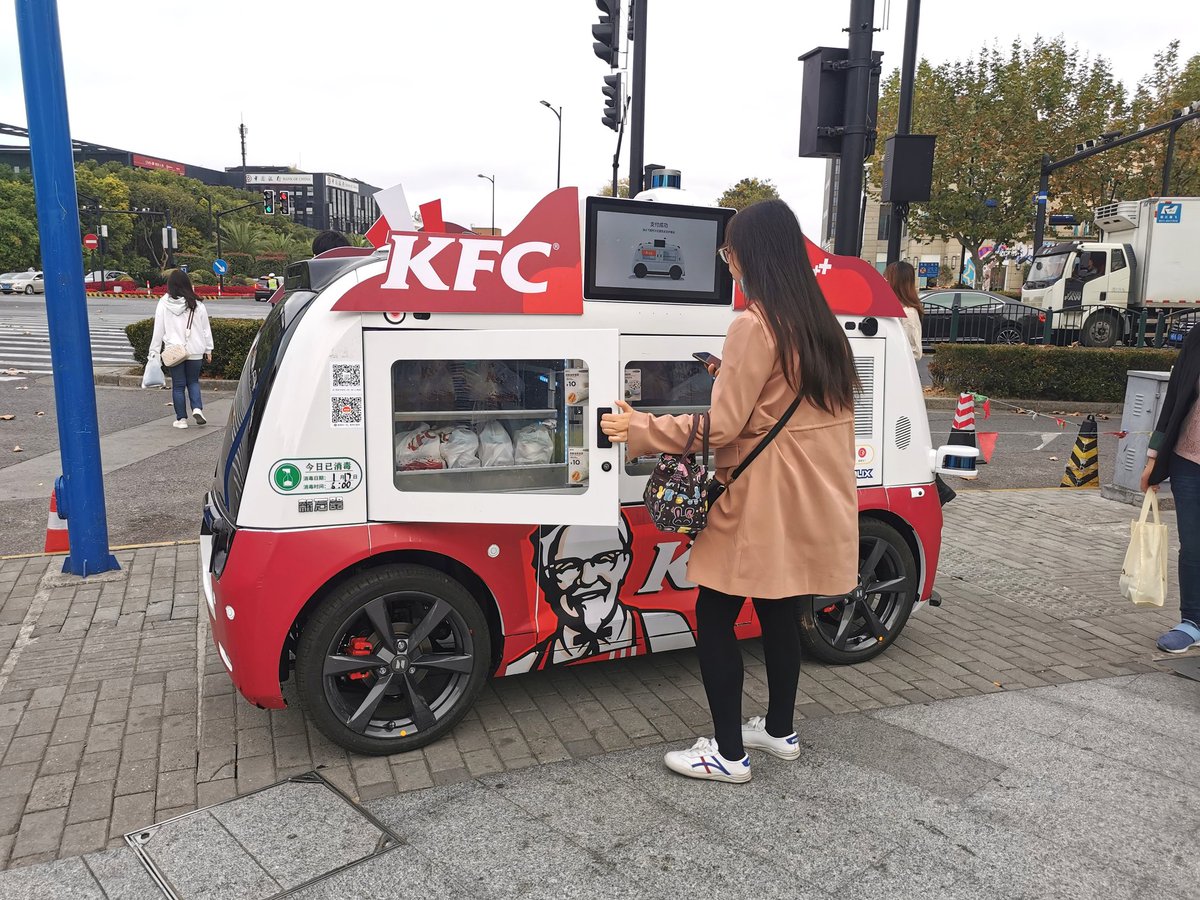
150, 269, 214, 428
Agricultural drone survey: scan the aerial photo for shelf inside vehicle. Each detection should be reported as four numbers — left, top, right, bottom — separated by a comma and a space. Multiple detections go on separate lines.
394, 409, 559, 422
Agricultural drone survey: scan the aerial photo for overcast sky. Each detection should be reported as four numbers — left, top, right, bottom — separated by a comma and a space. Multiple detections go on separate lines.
0, 1, 1191, 236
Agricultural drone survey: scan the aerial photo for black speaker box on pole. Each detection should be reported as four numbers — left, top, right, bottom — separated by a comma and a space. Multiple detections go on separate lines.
881, 134, 937, 203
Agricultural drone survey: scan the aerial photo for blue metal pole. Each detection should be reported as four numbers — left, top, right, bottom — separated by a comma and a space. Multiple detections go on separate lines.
15, 0, 118, 576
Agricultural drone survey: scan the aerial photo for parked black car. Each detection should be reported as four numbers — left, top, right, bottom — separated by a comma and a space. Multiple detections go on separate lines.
921, 289, 1045, 345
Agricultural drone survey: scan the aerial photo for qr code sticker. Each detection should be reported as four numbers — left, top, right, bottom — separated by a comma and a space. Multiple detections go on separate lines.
331, 396, 363, 428
330, 362, 362, 393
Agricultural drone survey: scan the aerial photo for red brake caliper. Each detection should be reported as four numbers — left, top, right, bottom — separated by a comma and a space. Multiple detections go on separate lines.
345, 636, 374, 680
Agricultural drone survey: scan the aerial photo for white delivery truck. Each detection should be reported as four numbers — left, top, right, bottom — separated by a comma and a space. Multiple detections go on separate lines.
1021, 197, 1199, 346
198, 185, 975, 756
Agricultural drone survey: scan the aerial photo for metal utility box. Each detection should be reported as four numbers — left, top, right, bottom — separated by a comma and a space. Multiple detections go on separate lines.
1109, 369, 1172, 500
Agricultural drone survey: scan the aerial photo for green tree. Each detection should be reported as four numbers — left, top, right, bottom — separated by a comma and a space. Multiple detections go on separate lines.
0, 175, 39, 270
219, 219, 265, 260
717, 177, 780, 211
1123, 41, 1200, 196
871, 37, 1128, 273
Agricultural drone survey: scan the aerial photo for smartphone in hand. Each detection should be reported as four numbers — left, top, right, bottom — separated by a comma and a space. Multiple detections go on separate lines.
692, 351, 721, 368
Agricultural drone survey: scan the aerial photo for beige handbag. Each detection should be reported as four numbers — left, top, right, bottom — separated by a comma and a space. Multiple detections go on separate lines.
160, 309, 194, 368
1120, 491, 1169, 607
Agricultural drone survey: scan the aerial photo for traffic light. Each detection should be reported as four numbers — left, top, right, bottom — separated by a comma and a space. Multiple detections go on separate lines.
602, 73, 622, 132
592, 0, 620, 68
278, 190, 290, 216
797, 47, 884, 158
262, 189, 275, 215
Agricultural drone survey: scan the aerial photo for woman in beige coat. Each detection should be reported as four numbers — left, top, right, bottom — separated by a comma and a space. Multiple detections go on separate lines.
602, 200, 859, 783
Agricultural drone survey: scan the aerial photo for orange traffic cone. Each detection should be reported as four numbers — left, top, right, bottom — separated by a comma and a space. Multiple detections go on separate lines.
44, 491, 68, 554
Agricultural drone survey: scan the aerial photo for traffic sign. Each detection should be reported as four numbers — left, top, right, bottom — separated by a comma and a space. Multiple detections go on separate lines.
918, 262, 940, 278
83, 233, 98, 250
213, 258, 229, 276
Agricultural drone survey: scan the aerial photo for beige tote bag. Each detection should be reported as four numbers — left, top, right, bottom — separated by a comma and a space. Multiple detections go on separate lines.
1120, 491, 1169, 607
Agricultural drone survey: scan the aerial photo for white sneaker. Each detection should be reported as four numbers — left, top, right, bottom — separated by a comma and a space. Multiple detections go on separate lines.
193, 408, 206, 425
742, 716, 801, 760
663, 737, 751, 783
172, 419, 188, 429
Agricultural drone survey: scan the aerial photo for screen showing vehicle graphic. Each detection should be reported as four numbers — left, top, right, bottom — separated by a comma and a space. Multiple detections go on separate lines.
584, 196, 735, 304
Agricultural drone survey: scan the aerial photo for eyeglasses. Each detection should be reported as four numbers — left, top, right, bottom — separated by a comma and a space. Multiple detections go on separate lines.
717, 247, 731, 265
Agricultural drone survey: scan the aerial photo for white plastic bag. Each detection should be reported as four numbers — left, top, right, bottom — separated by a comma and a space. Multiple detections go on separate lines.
478, 420, 515, 467
1120, 491, 1169, 607
141, 353, 165, 389
513, 422, 554, 466
441, 425, 481, 469
395, 423, 444, 471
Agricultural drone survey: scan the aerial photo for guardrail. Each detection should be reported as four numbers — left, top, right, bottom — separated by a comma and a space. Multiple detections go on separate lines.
924, 302, 1198, 350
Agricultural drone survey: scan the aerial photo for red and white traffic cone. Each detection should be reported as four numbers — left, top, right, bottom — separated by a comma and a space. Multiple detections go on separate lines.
43, 491, 68, 554
947, 392, 983, 463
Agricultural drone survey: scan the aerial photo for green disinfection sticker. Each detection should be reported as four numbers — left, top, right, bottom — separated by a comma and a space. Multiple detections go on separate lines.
270, 459, 362, 495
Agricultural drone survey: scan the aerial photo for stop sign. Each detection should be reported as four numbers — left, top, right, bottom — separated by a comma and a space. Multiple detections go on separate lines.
83, 233, 99, 250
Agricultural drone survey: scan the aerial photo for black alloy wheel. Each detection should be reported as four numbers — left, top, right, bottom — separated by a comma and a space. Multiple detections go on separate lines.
992, 322, 1024, 344
669, 266, 683, 280
797, 518, 918, 664
296, 565, 490, 755
634, 263, 648, 278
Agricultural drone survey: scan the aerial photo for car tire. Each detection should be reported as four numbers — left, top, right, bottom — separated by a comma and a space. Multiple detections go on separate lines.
797, 518, 918, 665
1081, 310, 1120, 348
669, 266, 683, 280
24, 285, 34, 295
634, 263, 648, 279
295, 564, 491, 756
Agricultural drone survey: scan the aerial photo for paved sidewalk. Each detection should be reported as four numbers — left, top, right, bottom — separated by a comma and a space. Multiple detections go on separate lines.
0, 489, 1186, 875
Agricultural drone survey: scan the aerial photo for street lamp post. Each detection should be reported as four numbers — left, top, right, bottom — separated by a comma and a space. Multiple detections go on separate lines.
539, 100, 563, 189
78, 191, 103, 283
477, 173, 495, 234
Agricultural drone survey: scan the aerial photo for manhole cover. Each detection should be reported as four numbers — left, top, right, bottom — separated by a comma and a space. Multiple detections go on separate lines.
125, 772, 400, 900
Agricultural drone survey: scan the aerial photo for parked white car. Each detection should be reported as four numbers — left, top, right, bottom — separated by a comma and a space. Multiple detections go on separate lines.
0, 271, 44, 295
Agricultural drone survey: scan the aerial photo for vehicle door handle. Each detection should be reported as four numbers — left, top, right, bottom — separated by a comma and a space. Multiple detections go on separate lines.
596, 407, 612, 448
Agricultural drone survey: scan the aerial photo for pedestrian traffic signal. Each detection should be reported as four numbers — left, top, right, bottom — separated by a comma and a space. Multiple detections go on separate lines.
278, 190, 290, 216
602, 72, 622, 132
592, 0, 620, 68
262, 189, 275, 215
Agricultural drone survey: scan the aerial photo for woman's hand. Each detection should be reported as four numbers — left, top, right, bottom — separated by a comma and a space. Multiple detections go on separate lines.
706, 362, 719, 377
600, 400, 636, 443
1140, 459, 1158, 493
205, 353, 212, 363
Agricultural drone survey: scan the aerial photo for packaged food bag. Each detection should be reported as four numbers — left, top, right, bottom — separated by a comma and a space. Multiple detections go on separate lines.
395, 423, 444, 471
477, 420, 515, 467
514, 422, 555, 465
441, 425, 482, 469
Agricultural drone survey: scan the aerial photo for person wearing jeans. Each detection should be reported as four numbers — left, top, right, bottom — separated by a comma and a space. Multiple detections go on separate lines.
601, 200, 859, 783
1141, 325, 1200, 651
150, 269, 214, 429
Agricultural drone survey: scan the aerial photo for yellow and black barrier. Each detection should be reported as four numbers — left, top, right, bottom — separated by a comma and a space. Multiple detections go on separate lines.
1060, 414, 1099, 488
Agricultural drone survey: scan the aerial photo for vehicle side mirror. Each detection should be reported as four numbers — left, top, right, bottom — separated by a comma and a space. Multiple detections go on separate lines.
931, 445, 979, 479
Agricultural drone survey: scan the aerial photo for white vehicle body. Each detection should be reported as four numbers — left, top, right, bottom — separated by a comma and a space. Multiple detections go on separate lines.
0, 270, 43, 294
198, 186, 971, 756
632, 239, 685, 279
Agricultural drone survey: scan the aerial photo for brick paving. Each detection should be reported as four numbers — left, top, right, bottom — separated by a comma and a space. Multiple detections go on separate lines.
0, 488, 1184, 871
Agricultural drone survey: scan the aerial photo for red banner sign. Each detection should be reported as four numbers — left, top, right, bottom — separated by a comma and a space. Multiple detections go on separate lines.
334, 188, 583, 315
132, 154, 185, 176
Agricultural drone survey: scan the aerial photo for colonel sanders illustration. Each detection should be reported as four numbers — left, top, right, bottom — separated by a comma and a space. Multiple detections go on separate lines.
504, 516, 693, 674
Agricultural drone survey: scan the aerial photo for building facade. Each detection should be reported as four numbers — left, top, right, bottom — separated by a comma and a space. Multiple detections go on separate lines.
0, 123, 380, 235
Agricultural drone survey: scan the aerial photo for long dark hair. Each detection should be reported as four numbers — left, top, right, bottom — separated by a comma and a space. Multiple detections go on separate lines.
724, 200, 859, 415
167, 269, 201, 311
884, 261, 923, 316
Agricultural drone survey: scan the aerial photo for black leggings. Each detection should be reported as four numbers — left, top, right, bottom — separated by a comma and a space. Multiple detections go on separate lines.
695, 586, 802, 760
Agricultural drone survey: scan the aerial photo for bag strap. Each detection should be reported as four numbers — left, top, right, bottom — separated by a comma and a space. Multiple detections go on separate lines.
681, 414, 702, 456
185, 307, 195, 332
726, 391, 805, 485
1140, 490, 1161, 526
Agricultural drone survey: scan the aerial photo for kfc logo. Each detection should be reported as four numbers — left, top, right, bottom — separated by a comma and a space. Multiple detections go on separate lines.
334, 187, 583, 315
381, 235, 554, 294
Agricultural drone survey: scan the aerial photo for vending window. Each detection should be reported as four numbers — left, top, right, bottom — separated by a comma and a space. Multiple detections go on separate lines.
391, 359, 591, 494
622, 359, 714, 475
